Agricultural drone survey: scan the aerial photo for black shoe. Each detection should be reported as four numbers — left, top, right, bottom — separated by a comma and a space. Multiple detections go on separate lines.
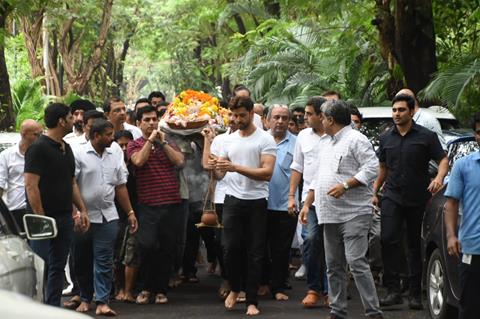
408, 295, 423, 310
379, 292, 403, 306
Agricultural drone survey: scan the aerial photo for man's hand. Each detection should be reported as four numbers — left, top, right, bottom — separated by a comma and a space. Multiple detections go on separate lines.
372, 194, 380, 209
202, 127, 215, 144
148, 129, 164, 143
287, 197, 297, 217
216, 158, 236, 172
447, 235, 461, 259
205, 154, 217, 170
427, 177, 443, 194
128, 214, 138, 234
327, 183, 346, 199
299, 205, 309, 225
74, 211, 90, 233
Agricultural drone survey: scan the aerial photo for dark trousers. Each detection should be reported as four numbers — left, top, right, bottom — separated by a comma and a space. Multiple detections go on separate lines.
380, 197, 424, 295
136, 203, 181, 294
459, 254, 480, 319
74, 220, 119, 304
261, 210, 297, 295
222, 195, 267, 307
182, 201, 217, 276
30, 213, 73, 306
215, 203, 227, 279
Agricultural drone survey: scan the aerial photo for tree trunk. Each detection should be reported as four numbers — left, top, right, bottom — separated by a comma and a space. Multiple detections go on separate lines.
395, 0, 437, 94
59, 0, 113, 95
227, 0, 247, 34
0, 5, 15, 131
20, 11, 45, 80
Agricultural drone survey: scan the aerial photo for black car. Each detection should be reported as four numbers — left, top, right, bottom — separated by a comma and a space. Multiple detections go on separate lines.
422, 135, 479, 319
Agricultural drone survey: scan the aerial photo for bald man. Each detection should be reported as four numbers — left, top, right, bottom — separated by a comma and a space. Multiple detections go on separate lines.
395, 88, 446, 150
0, 119, 43, 232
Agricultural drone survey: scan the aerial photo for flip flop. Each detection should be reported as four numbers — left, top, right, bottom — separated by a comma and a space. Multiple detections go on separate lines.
302, 290, 324, 308
135, 291, 151, 305
154, 293, 168, 304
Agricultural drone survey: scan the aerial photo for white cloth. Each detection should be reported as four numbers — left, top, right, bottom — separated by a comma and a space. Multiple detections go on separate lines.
73, 141, 127, 223
212, 127, 276, 200
310, 126, 378, 224
413, 108, 446, 150
253, 113, 263, 129
210, 132, 231, 204
290, 128, 329, 203
0, 144, 26, 210
123, 122, 143, 140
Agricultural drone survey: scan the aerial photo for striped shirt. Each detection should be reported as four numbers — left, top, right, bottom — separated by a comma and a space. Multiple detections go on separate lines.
127, 137, 180, 206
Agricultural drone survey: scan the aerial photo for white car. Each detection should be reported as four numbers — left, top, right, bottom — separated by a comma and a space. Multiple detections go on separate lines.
0, 289, 92, 319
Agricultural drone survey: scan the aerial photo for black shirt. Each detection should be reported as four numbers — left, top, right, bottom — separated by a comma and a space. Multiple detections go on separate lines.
24, 135, 75, 216
378, 123, 445, 206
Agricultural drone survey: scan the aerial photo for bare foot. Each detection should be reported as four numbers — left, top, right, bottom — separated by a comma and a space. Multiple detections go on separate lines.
96, 304, 117, 316
224, 291, 239, 310
274, 292, 289, 301
236, 291, 246, 303
76, 301, 90, 313
207, 262, 217, 274
122, 292, 136, 303
257, 285, 270, 296
246, 304, 260, 316
114, 290, 125, 301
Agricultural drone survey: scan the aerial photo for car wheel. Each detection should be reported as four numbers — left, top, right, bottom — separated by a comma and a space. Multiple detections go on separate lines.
427, 248, 456, 319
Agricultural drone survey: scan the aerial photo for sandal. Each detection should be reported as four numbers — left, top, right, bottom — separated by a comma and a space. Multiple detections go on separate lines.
236, 291, 246, 303
302, 290, 324, 308
154, 293, 168, 304
135, 291, 151, 305
218, 281, 231, 300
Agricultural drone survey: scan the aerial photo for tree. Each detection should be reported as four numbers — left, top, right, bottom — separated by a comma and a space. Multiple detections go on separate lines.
0, 2, 15, 130
373, 0, 437, 97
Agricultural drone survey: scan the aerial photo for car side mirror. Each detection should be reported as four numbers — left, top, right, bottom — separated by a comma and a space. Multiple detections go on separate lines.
22, 214, 58, 240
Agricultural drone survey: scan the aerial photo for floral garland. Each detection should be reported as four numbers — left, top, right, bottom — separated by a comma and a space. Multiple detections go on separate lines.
165, 89, 228, 128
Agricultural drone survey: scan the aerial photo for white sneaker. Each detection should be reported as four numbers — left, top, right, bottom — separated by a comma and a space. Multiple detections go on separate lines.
295, 264, 307, 279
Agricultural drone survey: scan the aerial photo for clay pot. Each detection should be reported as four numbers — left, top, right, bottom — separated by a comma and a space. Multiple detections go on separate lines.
201, 211, 218, 226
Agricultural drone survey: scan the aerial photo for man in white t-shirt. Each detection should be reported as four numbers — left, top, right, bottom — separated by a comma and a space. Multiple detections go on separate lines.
0, 119, 42, 232
202, 108, 239, 299
104, 97, 142, 140
211, 96, 276, 316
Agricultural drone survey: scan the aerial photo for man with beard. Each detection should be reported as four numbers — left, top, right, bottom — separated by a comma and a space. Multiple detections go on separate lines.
64, 99, 96, 143
25, 103, 90, 307
73, 119, 138, 316
202, 106, 239, 300
211, 96, 276, 316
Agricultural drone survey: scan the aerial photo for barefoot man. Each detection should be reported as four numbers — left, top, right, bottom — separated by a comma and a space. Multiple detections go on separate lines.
211, 96, 276, 315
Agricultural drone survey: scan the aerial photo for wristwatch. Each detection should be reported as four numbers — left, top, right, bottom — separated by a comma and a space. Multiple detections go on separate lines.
342, 181, 350, 191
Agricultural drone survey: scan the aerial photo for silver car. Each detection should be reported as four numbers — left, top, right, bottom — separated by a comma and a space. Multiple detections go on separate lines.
0, 199, 57, 301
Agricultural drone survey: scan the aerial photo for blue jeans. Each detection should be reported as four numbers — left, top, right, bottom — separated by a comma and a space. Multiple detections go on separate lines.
74, 220, 119, 304
31, 213, 74, 306
301, 205, 326, 293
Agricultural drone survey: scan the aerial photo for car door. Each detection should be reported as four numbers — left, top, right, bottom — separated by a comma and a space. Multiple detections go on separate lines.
0, 205, 37, 298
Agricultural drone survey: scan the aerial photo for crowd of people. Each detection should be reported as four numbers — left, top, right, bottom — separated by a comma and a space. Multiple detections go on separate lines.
0, 84, 479, 319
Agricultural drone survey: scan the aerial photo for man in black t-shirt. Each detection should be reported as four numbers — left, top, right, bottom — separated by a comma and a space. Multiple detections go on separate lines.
24, 103, 90, 307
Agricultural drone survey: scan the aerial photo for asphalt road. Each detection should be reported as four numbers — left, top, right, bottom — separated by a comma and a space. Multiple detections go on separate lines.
79, 262, 431, 319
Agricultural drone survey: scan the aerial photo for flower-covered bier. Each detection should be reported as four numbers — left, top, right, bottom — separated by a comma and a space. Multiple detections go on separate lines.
165, 89, 229, 129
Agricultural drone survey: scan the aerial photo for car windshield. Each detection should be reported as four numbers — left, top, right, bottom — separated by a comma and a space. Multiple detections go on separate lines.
448, 140, 480, 167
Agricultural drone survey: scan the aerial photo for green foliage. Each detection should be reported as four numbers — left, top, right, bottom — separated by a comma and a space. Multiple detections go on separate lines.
11, 79, 51, 130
